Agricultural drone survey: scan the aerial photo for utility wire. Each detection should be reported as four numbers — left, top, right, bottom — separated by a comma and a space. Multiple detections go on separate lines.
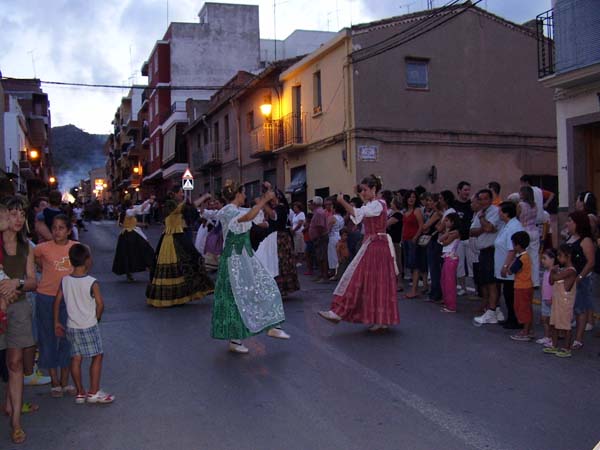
352, 0, 461, 57
0, 77, 228, 91
352, 0, 482, 64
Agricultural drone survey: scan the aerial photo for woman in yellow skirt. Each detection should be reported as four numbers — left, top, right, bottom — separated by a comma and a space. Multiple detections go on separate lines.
146, 196, 214, 307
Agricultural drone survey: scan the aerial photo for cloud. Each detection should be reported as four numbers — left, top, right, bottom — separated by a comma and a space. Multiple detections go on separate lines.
1, 0, 551, 136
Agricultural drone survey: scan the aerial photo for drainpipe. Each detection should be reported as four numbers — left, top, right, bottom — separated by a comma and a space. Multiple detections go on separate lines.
231, 98, 243, 184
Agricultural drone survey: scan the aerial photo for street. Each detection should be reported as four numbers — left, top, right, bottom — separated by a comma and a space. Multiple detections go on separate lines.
2, 221, 600, 450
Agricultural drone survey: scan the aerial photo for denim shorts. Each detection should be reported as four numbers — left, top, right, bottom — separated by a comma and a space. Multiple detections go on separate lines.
574, 275, 593, 315
541, 299, 552, 317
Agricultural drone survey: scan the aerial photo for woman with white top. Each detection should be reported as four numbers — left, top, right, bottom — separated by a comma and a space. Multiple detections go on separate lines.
327, 203, 345, 279
318, 175, 399, 333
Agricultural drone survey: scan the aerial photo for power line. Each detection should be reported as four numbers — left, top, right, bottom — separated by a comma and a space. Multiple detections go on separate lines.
0, 77, 228, 91
352, 0, 461, 57
352, 0, 482, 64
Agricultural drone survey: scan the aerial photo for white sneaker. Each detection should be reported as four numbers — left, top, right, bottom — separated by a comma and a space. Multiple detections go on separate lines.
228, 340, 249, 354
457, 287, 466, 296
585, 323, 594, 331
267, 327, 291, 340
24, 370, 51, 386
495, 309, 505, 322
86, 390, 115, 404
473, 309, 498, 326
536, 337, 552, 346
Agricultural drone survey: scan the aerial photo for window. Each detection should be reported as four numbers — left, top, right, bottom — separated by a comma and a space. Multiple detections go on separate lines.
315, 187, 330, 199
154, 96, 158, 117
313, 71, 322, 115
153, 52, 158, 73
203, 128, 209, 147
149, 102, 153, 120
246, 111, 254, 132
223, 114, 230, 150
150, 141, 154, 160
213, 121, 219, 145
405, 58, 429, 89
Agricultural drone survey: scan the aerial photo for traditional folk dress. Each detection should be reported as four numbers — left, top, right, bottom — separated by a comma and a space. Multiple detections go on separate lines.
146, 203, 214, 307
211, 204, 285, 340
256, 204, 300, 296
330, 199, 400, 325
112, 210, 155, 277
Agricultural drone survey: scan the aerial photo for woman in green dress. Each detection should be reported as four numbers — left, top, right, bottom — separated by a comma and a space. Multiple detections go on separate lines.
211, 181, 290, 354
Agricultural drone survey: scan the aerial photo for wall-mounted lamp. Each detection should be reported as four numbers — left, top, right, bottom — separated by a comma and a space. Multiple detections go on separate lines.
428, 165, 437, 184
29, 149, 40, 160
260, 95, 272, 117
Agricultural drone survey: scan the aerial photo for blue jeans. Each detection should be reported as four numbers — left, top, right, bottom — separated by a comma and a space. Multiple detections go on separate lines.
35, 293, 71, 370
428, 240, 443, 301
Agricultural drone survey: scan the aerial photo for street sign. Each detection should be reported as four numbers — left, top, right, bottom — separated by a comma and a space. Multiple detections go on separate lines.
182, 168, 193, 180
182, 178, 194, 191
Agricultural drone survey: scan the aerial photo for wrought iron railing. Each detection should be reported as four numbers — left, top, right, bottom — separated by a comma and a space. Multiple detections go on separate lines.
249, 112, 307, 155
536, 9, 555, 78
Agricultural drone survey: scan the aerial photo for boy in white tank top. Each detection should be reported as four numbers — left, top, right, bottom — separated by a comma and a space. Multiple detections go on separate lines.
53, 244, 114, 404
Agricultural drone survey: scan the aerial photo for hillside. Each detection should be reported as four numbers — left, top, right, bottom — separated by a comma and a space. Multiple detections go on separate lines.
51, 125, 107, 189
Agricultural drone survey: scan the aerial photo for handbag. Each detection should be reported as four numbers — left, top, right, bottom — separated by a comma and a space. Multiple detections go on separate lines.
417, 234, 432, 247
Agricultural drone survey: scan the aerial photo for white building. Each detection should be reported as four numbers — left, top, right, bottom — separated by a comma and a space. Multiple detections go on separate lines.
2, 94, 28, 192
539, 0, 600, 211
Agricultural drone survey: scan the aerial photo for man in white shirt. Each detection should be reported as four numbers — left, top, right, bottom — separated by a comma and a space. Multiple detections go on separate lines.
470, 189, 503, 326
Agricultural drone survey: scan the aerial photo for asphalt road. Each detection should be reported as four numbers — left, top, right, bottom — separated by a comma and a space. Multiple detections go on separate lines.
2, 221, 600, 450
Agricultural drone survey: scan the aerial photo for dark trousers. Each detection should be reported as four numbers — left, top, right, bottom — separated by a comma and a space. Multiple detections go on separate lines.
428, 240, 443, 301
498, 279, 517, 325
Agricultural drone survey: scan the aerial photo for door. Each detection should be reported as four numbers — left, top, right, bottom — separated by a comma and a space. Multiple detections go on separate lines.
292, 86, 302, 144
585, 123, 600, 203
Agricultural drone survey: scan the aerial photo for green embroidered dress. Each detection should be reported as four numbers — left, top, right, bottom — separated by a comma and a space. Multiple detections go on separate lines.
211, 204, 285, 340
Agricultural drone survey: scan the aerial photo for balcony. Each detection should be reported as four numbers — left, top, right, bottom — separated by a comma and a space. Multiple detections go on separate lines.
250, 112, 307, 157
19, 159, 36, 179
536, 9, 555, 78
201, 142, 222, 168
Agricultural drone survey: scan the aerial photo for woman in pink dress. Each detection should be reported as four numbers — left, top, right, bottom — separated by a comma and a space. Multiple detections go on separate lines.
318, 175, 399, 333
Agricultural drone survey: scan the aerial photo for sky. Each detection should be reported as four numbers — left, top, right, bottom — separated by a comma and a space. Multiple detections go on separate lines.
0, 0, 551, 136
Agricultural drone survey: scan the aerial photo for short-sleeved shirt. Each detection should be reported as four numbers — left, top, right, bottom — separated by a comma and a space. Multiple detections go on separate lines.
512, 252, 533, 289
387, 212, 403, 243
309, 207, 328, 240
453, 200, 473, 241
475, 205, 502, 250
494, 217, 524, 280
33, 240, 76, 296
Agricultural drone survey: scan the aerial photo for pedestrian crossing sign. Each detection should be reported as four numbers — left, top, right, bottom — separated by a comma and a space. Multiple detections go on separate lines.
182, 178, 194, 191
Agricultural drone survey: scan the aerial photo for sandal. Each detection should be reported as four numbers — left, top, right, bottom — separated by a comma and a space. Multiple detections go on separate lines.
11, 428, 26, 444
571, 340, 584, 350
21, 402, 39, 414
404, 293, 420, 299
50, 386, 63, 398
62, 385, 77, 396
75, 393, 87, 405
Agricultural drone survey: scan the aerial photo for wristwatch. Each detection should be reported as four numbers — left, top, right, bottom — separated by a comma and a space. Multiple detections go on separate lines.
17, 279, 25, 290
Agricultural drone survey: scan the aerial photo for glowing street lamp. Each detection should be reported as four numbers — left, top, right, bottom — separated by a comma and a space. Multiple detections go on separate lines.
29, 149, 40, 160
260, 95, 272, 117
49, 176, 57, 185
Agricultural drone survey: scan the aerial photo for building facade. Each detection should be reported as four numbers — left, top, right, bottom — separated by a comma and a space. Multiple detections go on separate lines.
538, 0, 600, 210
1, 78, 53, 196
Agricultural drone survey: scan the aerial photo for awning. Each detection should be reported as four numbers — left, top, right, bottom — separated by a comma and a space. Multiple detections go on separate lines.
285, 167, 306, 193
162, 126, 177, 163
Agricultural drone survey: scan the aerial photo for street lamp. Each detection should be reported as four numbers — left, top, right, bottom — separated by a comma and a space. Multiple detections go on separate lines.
29, 149, 40, 160
49, 176, 56, 185
260, 95, 272, 117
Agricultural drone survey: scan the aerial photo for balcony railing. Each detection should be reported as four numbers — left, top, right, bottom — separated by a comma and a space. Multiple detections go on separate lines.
201, 142, 221, 168
250, 112, 307, 156
536, 9, 555, 78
